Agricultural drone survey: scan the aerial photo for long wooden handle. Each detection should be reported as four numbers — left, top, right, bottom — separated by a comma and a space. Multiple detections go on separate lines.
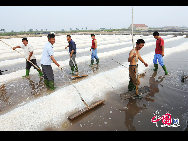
72, 84, 90, 109
0, 40, 41, 71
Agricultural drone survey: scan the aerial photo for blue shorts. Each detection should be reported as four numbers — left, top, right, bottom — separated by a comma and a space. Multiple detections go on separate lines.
153, 54, 164, 66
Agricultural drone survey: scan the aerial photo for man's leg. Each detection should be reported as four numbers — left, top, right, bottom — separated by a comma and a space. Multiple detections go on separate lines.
158, 54, 168, 75
23, 60, 31, 78
153, 54, 158, 71
128, 78, 136, 91
90, 49, 94, 66
69, 57, 75, 74
45, 65, 55, 90
41, 65, 49, 88
72, 54, 78, 73
94, 48, 99, 65
128, 66, 140, 91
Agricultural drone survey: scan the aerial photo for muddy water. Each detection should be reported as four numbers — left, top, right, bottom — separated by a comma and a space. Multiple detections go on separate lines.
44, 48, 188, 131
48, 73, 188, 131
1, 37, 188, 131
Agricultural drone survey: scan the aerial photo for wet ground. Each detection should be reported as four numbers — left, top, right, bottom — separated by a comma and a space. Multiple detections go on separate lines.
44, 46, 188, 131
0, 36, 188, 131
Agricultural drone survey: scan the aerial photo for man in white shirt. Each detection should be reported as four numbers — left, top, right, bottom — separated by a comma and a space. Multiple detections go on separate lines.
40, 33, 62, 90
13, 38, 43, 78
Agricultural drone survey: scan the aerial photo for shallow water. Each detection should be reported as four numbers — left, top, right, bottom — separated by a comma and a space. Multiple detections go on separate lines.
44, 47, 188, 131
0, 35, 188, 130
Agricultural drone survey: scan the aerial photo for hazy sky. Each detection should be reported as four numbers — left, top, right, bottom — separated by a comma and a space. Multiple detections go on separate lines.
0, 6, 188, 32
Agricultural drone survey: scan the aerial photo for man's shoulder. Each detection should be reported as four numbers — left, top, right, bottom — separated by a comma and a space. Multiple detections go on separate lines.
159, 37, 164, 41
20, 44, 24, 48
27, 44, 33, 48
71, 40, 75, 44
45, 42, 52, 48
129, 49, 134, 54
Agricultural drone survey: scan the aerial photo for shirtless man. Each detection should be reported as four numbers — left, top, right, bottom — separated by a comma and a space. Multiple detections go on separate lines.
128, 39, 148, 91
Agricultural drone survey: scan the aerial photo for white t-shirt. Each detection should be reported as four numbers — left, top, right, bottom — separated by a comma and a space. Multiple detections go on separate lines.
20, 44, 36, 60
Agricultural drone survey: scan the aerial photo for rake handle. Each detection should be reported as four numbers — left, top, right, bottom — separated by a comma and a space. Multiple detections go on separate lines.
111, 59, 127, 68
72, 84, 90, 109
0, 40, 41, 71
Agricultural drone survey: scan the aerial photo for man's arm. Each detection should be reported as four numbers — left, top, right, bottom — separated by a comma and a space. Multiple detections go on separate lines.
28, 52, 33, 61
70, 50, 74, 58
47, 46, 61, 68
50, 55, 60, 67
138, 53, 148, 67
94, 40, 97, 49
161, 45, 164, 56
70, 42, 76, 57
28, 46, 34, 61
161, 38, 164, 56
65, 45, 69, 49
13, 46, 21, 50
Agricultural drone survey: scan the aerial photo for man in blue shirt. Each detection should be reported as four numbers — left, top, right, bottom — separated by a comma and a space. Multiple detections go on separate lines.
41, 33, 62, 90
65, 35, 78, 75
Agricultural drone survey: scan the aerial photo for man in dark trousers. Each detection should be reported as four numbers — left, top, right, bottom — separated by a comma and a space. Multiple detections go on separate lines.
13, 38, 43, 78
65, 35, 78, 75
40, 33, 62, 90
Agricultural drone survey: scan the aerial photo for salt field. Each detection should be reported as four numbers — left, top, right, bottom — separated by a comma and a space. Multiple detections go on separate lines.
0, 34, 188, 131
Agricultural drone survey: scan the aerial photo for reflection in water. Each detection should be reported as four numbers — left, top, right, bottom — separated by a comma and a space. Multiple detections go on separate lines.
0, 84, 10, 104
123, 97, 146, 131
145, 71, 164, 102
120, 71, 165, 131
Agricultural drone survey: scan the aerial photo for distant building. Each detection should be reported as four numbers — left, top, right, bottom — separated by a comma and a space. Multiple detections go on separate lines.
128, 24, 149, 31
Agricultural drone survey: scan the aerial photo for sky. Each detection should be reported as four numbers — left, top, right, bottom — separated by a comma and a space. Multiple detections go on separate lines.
0, 6, 188, 32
